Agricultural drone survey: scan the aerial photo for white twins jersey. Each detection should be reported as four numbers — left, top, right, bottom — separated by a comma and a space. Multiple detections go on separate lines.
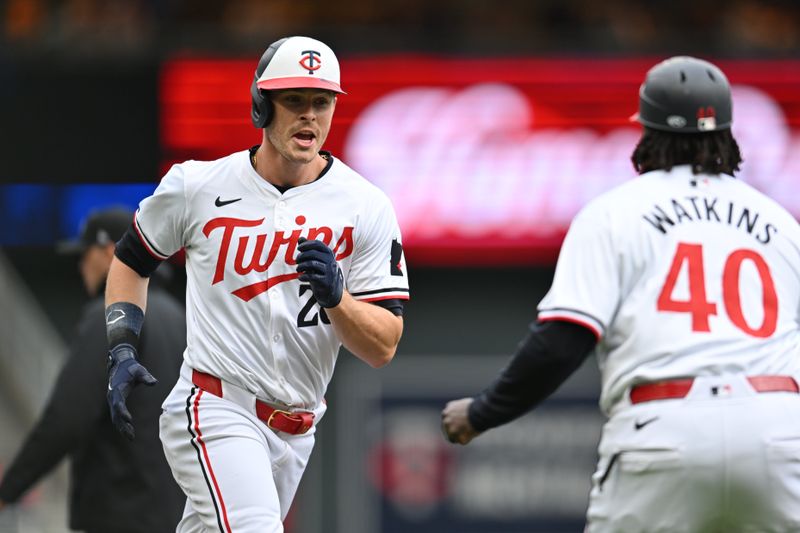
538, 165, 800, 414
134, 150, 409, 409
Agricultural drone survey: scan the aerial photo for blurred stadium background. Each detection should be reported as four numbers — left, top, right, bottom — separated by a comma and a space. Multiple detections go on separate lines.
0, 0, 798, 531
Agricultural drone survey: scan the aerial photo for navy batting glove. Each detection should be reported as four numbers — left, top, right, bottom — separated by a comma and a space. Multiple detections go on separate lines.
107, 344, 157, 441
296, 237, 344, 308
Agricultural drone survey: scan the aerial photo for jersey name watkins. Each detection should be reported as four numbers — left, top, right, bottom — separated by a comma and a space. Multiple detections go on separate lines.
202, 215, 354, 302
642, 195, 777, 244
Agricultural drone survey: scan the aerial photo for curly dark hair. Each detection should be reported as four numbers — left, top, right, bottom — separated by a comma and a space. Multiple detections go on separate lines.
631, 127, 743, 176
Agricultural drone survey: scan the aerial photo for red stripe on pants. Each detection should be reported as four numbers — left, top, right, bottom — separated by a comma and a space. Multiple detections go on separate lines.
193, 390, 233, 533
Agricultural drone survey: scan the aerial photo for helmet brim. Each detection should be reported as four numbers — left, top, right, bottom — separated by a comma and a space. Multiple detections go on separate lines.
256, 77, 346, 94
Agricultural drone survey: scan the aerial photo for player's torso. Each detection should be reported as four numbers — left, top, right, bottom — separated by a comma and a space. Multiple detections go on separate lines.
181, 152, 363, 407
600, 167, 800, 410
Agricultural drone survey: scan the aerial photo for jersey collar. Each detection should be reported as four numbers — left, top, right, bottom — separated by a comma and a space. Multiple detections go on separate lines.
242, 147, 335, 197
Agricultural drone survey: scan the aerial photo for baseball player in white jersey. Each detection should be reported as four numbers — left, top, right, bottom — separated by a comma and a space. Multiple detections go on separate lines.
442, 56, 800, 531
103, 36, 409, 532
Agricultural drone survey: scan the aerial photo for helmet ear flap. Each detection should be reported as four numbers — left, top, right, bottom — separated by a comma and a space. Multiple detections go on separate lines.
251, 37, 288, 129
250, 79, 273, 128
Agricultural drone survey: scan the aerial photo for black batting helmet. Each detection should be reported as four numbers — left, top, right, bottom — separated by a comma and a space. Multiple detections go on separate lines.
250, 36, 346, 128
632, 56, 732, 133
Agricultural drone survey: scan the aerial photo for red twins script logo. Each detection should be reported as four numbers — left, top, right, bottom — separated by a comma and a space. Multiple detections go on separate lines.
203, 216, 353, 302
299, 50, 321, 74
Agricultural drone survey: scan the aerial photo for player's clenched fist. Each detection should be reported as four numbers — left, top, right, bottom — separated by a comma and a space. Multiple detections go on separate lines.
441, 398, 481, 445
296, 237, 344, 308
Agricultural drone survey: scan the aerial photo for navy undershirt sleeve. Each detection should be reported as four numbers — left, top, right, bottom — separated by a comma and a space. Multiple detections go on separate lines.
369, 298, 404, 316
115, 225, 163, 277
467, 320, 597, 432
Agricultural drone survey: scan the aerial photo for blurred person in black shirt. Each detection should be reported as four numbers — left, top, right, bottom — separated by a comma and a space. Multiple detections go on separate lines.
0, 207, 186, 533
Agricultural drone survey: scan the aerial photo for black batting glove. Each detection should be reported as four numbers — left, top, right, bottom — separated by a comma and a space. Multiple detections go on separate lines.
107, 344, 157, 441
296, 237, 344, 308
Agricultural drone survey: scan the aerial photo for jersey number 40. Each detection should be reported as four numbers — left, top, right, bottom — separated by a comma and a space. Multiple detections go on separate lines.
656, 242, 778, 338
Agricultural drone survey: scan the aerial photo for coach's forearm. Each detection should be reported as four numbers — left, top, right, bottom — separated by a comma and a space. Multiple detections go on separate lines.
105, 256, 150, 310
468, 320, 596, 432
326, 292, 403, 368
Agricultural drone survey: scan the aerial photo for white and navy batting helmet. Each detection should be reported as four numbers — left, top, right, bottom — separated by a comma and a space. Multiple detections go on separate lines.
250, 36, 346, 128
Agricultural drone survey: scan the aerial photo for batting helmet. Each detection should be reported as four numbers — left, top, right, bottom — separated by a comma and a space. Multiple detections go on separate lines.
250, 36, 346, 128
633, 56, 732, 133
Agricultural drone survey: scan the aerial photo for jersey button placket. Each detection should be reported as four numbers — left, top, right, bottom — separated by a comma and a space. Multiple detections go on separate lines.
269, 198, 294, 401
275, 199, 287, 230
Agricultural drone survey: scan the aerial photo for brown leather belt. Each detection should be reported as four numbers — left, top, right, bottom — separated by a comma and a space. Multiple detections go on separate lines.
191, 369, 314, 435
630, 375, 799, 404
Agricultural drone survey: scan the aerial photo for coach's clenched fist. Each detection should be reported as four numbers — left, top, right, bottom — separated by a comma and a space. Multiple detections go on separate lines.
441, 398, 481, 445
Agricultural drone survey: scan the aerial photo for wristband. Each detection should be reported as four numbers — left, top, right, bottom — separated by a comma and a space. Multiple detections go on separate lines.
105, 302, 145, 349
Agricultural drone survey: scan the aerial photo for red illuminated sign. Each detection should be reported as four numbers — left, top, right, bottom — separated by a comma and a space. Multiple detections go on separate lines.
160, 57, 800, 265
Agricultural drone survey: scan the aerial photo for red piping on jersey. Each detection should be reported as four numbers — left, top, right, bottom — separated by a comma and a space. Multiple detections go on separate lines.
193, 390, 233, 533
538, 315, 601, 341
361, 294, 411, 302
133, 212, 168, 261
232, 272, 301, 302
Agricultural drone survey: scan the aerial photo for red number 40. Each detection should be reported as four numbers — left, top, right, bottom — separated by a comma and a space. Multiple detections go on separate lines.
656, 242, 778, 338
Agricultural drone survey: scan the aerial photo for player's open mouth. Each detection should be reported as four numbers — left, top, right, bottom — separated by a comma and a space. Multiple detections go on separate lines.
293, 131, 316, 148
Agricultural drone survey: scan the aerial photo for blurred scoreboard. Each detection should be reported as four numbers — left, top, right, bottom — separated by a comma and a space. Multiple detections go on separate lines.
3, 58, 798, 251
160, 57, 800, 266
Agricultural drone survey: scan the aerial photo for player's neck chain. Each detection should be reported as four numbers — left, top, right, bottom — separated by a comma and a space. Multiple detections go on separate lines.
251, 147, 328, 175
250, 148, 329, 193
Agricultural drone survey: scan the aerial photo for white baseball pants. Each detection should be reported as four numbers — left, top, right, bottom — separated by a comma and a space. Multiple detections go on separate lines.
586, 374, 800, 532
159, 365, 325, 533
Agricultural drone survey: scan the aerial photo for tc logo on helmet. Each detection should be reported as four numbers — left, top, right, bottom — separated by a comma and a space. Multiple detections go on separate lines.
299, 50, 322, 74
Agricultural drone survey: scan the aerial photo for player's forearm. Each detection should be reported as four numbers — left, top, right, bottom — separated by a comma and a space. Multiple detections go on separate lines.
326, 292, 403, 368
105, 256, 150, 310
